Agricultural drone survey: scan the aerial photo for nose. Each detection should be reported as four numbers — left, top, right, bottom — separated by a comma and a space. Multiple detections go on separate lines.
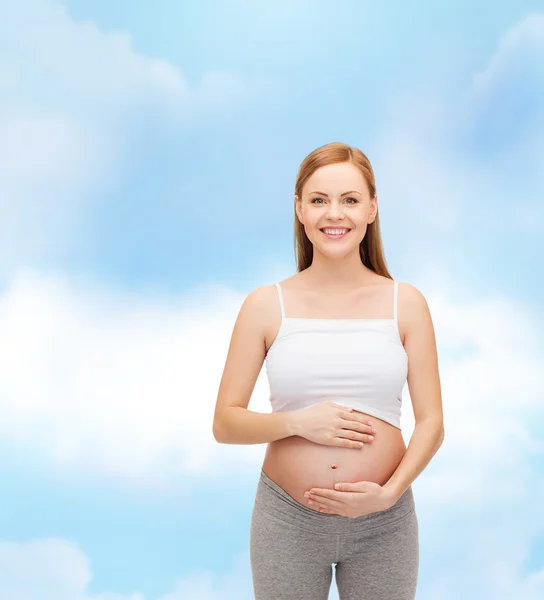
326, 202, 345, 220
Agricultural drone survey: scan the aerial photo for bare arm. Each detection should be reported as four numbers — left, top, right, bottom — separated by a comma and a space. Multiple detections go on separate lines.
212, 286, 300, 445
215, 407, 298, 445
382, 283, 445, 501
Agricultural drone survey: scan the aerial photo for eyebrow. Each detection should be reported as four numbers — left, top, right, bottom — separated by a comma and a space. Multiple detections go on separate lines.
308, 190, 361, 197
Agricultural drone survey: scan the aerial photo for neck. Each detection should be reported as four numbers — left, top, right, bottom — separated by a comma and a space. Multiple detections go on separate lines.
302, 253, 376, 290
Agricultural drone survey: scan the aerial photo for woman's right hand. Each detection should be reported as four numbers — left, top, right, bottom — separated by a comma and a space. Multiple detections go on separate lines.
291, 400, 377, 449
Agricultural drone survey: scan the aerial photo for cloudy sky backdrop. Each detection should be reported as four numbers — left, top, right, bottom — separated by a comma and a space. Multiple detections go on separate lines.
1, 1, 543, 598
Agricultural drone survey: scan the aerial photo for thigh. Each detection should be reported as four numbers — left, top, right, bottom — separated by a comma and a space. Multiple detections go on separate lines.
335, 509, 419, 600
250, 504, 335, 600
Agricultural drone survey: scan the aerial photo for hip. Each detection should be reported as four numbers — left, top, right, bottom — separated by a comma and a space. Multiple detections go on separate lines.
253, 468, 416, 537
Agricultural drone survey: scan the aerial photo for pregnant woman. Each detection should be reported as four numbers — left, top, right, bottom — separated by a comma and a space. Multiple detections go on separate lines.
213, 142, 444, 600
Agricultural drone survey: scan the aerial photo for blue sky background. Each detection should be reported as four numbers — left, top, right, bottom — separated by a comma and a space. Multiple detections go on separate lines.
0, 1, 543, 598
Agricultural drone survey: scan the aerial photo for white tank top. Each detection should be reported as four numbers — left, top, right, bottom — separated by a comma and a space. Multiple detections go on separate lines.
265, 280, 408, 429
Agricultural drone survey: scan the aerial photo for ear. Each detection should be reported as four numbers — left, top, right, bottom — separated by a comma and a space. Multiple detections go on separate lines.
368, 194, 378, 224
295, 195, 304, 224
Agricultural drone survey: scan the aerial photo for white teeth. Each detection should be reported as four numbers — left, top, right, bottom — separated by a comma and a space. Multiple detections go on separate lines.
323, 228, 349, 234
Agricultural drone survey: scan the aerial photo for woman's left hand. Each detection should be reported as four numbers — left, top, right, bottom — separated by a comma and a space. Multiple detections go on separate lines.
304, 481, 397, 518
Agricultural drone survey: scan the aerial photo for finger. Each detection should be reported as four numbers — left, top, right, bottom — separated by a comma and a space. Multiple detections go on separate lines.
340, 410, 375, 431
311, 502, 339, 515
308, 493, 344, 509
308, 488, 339, 498
334, 483, 355, 491
334, 435, 366, 449
339, 429, 375, 444
344, 429, 374, 444
308, 496, 342, 510
309, 499, 342, 515
340, 413, 377, 434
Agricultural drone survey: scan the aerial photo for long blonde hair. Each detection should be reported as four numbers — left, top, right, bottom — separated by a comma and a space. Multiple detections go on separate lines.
294, 142, 392, 279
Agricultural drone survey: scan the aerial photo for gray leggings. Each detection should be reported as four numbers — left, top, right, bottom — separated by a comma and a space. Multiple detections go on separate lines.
250, 469, 419, 600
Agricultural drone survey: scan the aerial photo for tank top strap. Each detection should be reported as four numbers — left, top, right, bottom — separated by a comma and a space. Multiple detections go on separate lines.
393, 280, 399, 323
275, 282, 285, 320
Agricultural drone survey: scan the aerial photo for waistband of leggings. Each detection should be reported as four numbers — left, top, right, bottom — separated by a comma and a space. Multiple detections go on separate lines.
255, 468, 415, 535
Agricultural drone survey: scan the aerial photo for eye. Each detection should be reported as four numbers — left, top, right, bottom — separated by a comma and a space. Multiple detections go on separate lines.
310, 197, 359, 204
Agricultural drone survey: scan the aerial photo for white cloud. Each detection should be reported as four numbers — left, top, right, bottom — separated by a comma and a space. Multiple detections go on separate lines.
1, 6, 543, 600
372, 12, 544, 239
0, 0, 235, 118
0, 537, 144, 600
3, 265, 540, 599
0, 0, 273, 275
0, 267, 272, 487
0, 265, 542, 496
471, 12, 544, 95
156, 554, 253, 600
1, 533, 543, 600
0, 537, 254, 600
466, 11, 544, 223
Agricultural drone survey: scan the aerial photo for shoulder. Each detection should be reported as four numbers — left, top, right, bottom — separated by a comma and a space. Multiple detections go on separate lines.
243, 283, 280, 310
244, 272, 302, 308
239, 284, 283, 350
397, 281, 426, 303
239, 283, 283, 326
396, 281, 433, 327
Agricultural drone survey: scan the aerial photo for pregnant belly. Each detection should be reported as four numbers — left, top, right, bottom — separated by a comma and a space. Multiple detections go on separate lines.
261, 411, 407, 513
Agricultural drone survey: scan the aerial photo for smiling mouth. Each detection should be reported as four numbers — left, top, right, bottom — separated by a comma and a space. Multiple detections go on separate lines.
320, 228, 351, 239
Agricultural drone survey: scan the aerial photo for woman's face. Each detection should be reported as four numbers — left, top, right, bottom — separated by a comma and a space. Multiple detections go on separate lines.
295, 162, 377, 256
